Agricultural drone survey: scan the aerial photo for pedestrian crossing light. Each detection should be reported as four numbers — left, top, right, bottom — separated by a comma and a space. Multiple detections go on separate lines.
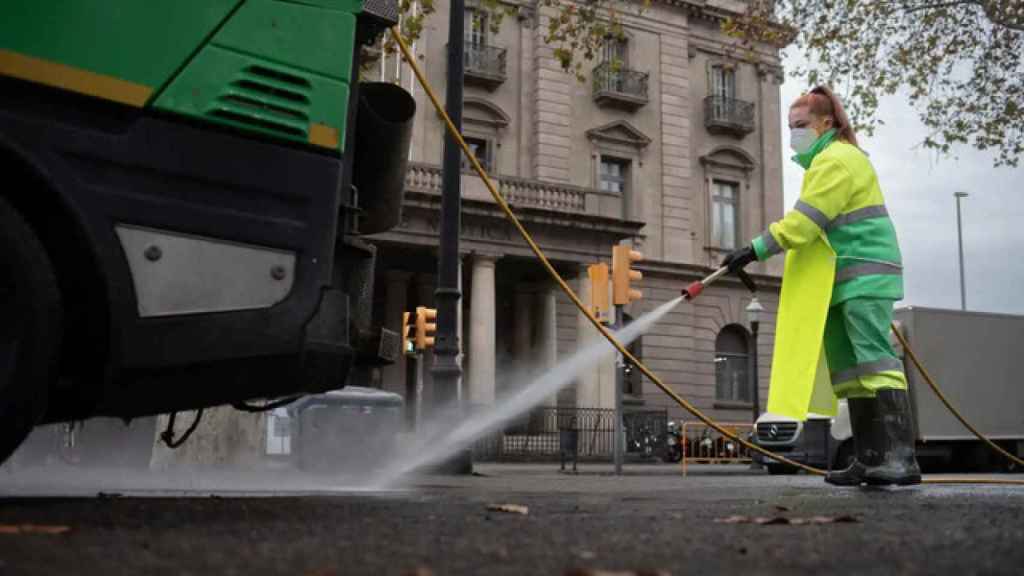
588, 263, 610, 323
402, 311, 414, 355
612, 245, 643, 305
415, 306, 437, 350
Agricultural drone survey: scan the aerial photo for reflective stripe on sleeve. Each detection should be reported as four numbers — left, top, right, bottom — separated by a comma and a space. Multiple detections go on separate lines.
761, 228, 782, 255
834, 261, 903, 284
828, 205, 889, 231
794, 200, 831, 230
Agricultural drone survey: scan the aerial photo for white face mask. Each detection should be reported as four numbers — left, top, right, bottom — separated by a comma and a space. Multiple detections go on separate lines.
790, 127, 818, 154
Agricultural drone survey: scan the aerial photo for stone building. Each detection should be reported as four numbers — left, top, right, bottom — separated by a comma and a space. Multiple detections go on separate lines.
365, 0, 789, 429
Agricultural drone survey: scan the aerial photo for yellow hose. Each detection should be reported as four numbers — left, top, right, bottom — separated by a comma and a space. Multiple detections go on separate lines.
388, 26, 1024, 486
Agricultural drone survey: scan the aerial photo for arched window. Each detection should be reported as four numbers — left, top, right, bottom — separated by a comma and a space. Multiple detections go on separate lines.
715, 325, 750, 403
460, 98, 510, 175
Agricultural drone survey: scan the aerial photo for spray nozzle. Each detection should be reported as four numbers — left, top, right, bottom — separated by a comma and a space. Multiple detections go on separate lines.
682, 265, 757, 302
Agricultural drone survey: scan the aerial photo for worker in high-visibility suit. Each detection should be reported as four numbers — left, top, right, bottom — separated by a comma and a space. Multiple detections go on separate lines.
722, 86, 921, 486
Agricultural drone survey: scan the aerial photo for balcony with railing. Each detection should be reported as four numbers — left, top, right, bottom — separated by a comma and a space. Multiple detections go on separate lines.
404, 162, 629, 219
704, 95, 756, 137
463, 43, 507, 90
592, 61, 649, 110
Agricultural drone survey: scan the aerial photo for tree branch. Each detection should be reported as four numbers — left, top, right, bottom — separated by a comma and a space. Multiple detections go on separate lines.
900, 0, 1024, 31
979, 0, 1024, 31
900, 0, 978, 14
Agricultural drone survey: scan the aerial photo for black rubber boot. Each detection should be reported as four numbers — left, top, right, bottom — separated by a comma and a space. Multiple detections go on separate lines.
862, 389, 922, 486
825, 398, 876, 486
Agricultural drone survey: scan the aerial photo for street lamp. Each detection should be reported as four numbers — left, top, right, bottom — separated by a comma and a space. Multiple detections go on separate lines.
746, 297, 764, 470
954, 191, 968, 311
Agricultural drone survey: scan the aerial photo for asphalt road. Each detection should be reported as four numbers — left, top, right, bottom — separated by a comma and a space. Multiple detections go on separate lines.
1, 463, 1022, 576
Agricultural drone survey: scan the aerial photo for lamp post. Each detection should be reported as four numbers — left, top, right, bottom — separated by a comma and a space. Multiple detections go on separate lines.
746, 297, 764, 470
430, 0, 470, 474
954, 191, 968, 311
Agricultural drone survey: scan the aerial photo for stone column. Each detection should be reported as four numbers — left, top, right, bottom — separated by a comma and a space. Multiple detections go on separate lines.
575, 265, 599, 409
535, 283, 558, 406
382, 271, 411, 398
574, 265, 615, 410
512, 286, 535, 392
457, 254, 465, 404
468, 253, 498, 407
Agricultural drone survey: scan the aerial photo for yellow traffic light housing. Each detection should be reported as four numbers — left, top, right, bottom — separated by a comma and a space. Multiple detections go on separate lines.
415, 306, 437, 350
402, 311, 414, 355
587, 263, 610, 323
612, 245, 643, 305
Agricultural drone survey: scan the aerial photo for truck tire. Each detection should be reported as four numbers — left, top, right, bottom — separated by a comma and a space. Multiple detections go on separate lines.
0, 197, 62, 465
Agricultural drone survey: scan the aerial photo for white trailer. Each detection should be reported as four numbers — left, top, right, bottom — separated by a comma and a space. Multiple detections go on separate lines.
753, 306, 1024, 473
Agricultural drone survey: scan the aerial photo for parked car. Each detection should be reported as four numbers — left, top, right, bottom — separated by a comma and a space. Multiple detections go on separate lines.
752, 403, 849, 475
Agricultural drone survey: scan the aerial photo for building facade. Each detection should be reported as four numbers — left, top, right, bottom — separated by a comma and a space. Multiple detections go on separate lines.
365, 0, 789, 429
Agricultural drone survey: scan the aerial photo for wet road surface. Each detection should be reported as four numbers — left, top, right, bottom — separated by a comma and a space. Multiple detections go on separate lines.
0, 463, 1022, 575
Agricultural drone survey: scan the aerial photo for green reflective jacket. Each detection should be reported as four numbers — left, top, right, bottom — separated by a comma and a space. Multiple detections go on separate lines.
752, 140, 903, 306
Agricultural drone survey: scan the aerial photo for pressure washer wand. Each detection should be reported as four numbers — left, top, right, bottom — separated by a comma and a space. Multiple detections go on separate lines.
681, 267, 757, 301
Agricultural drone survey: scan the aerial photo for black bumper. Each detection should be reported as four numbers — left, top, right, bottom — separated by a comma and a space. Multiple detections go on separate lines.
753, 420, 836, 469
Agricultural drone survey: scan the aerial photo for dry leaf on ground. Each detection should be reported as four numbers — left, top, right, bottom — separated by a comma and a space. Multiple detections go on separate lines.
714, 515, 750, 524
714, 515, 859, 526
565, 565, 667, 569
0, 524, 72, 535
754, 517, 791, 525
487, 504, 529, 515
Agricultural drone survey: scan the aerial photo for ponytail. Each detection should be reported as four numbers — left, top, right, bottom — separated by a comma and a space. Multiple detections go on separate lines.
791, 85, 858, 147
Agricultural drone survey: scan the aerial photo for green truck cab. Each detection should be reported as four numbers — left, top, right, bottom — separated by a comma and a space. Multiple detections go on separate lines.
0, 0, 414, 462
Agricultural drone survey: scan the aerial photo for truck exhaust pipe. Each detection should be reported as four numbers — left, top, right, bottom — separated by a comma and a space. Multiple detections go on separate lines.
351, 82, 416, 235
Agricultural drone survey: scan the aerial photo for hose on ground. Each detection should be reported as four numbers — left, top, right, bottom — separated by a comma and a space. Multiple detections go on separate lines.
388, 26, 1024, 486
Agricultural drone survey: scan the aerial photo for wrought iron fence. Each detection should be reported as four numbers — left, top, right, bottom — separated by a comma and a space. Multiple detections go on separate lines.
473, 407, 668, 462
464, 44, 507, 79
703, 95, 755, 133
592, 61, 649, 101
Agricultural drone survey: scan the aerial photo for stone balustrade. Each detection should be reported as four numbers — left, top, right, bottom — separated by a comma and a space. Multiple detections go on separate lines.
404, 162, 622, 218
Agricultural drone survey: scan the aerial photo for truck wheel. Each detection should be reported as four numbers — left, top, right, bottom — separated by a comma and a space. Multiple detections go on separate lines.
0, 197, 62, 464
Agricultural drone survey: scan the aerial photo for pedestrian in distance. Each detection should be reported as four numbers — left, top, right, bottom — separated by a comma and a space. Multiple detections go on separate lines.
720, 85, 921, 487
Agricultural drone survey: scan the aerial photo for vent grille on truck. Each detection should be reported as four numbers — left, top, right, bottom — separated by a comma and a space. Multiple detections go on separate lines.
756, 422, 798, 443
362, 0, 400, 26
208, 66, 312, 140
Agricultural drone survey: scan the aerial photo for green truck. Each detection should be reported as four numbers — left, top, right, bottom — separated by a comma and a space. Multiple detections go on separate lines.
0, 1, 415, 463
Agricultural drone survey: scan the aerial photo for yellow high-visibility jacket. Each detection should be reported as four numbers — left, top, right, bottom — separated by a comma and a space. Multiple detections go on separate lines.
753, 139, 903, 420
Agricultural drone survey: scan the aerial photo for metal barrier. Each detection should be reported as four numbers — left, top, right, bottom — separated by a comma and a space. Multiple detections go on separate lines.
680, 421, 754, 476
473, 407, 667, 462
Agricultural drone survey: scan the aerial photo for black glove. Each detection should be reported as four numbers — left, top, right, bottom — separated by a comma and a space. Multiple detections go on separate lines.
721, 245, 756, 273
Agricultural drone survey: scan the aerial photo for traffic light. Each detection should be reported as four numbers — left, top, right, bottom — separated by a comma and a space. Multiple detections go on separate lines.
587, 263, 610, 323
402, 311, 414, 355
415, 306, 437, 350
612, 244, 643, 305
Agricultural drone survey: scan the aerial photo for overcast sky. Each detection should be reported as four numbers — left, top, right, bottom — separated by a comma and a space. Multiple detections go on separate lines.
778, 60, 1024, 316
